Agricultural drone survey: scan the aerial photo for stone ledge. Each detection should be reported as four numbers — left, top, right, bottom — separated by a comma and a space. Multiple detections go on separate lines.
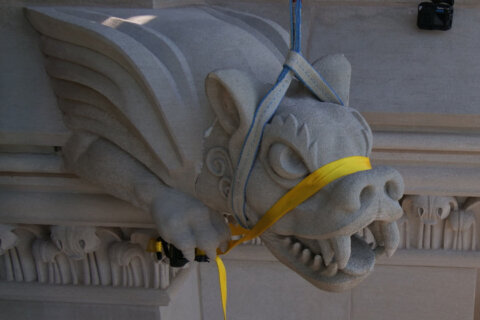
0, 281, 170, 306
0, 190, 153, 228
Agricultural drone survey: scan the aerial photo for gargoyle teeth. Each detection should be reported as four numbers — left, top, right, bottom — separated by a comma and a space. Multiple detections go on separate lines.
317, 239, 334, 266
292, 242, 302, 255
312, 254, 323, 271
320, 262, 338, 277
301, 248, 311, 264
380, 221, 400, 257
356, 226, 377, 248
363, 226, 376, 248
330, 235, 351, 270
355, 220, 399, 257
278, 219, 399, 278
369, 221, 384, 247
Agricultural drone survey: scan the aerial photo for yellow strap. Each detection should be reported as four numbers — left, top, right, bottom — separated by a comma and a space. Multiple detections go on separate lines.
215, 156, 371, 319
147, 238, 162, 252
215, 256, 227, 320
221, 156, 371, 254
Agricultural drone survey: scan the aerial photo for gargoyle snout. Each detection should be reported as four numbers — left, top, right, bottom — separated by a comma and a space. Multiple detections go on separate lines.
333, 166, 404, 221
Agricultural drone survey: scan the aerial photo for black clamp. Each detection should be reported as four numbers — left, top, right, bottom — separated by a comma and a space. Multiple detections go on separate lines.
150, 237, 210, 268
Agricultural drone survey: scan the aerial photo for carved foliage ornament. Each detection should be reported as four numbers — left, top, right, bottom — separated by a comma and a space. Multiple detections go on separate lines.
0, 225, 178, 289
400, 196, 480, 251
25, 6, 404, 292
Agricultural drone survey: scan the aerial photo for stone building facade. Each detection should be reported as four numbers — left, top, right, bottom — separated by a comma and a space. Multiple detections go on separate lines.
1, 0, 480, 319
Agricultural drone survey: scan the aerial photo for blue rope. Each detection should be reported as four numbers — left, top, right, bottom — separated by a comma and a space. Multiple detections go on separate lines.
231, 0, 344, 225
238, 66, 291, 220
293, 0, 302, 52
233, 0, 303, 224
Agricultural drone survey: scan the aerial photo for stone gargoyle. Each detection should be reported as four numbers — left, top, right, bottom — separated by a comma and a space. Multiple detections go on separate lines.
25, 5, 404, 292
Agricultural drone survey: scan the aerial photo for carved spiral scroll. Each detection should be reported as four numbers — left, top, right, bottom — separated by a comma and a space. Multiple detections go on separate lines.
206, 147, 234, 199
206, 147, 233, 177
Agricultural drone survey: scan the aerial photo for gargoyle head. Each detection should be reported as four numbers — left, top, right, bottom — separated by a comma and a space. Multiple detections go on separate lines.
203, 55, 404, 292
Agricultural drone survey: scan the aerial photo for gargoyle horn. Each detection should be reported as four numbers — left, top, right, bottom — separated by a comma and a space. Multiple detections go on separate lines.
312, 54, 352, 106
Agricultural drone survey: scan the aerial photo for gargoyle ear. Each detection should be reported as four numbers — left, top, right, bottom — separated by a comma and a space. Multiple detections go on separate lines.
312, 54, 351, 106
205, 69, 264, 162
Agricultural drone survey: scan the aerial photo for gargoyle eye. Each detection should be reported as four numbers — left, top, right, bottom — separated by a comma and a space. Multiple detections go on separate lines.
268, 142, 308, 180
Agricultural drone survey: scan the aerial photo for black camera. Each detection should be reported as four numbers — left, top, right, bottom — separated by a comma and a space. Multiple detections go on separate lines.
417, 0, 454, 31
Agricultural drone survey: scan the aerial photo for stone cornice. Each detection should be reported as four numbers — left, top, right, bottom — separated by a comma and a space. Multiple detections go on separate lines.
0, 281, 171, 306
2, 193, 479, 298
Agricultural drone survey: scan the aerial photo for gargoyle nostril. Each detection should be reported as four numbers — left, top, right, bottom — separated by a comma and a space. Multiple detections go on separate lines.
359, 185, 374, 206
384, 180, 402, 201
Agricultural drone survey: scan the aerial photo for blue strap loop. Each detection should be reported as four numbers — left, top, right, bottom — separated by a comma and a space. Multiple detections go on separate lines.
284, 51, 344, 105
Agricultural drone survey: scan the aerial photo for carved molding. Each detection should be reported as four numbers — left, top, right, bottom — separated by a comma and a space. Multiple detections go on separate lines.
399, 196, 479, 251
0, 225, 181, 290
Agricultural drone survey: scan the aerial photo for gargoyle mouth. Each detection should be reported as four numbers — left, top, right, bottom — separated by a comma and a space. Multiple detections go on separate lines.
260, 220, 399, 292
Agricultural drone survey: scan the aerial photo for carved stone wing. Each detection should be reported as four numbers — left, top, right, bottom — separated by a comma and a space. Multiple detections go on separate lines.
25, 6, 288, 193
25, 7, 210, 191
